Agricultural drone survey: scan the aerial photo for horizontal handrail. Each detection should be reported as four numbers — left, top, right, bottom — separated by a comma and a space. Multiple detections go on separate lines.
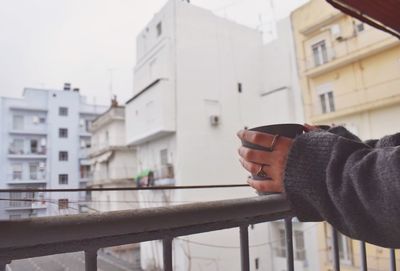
0, 195, 292, 262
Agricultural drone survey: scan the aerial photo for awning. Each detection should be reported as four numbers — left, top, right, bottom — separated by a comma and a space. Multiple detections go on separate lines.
89, 151, 113, 164
326, 0, 400, 39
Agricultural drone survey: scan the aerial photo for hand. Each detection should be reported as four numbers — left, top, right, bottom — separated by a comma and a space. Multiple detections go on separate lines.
237, 129, 294, 193
304, 123, 319, 132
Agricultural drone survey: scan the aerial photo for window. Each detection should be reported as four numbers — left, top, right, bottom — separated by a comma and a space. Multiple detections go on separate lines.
12, 163, 23, 180
82, 119, 92, 132
238, 82, 242, 93
29, 163, 39, 180
59, 174, 68, 185
59, 151, 68, 161
81, 138, 91, 149
319, 91, 335, 114
80, 165, 91, 179
294, 230, 306, 261
10, 138, 24, 154
312, 40, 328, 66
276, 229, 287, 257
160, 149, 168, 165
59, 107, 68, 116
39, 117, 46, 124
30, 139, 38, 154
59, 128, 68, 138
156, 22, 162, 37
9, 192, 22, 207
12, 115, 24, 130
58, 199, 69, 209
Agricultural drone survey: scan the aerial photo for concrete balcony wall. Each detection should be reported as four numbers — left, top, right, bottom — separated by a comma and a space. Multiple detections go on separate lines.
125, 80, 176, 145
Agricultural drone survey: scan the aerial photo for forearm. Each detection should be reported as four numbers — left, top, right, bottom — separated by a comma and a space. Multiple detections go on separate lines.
284, 131, 400, 248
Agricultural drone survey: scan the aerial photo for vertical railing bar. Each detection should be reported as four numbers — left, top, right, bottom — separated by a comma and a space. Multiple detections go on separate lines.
163, 238, 173, 271
239, 225, 250, 271
390, 249, 397, 271
360, 241, 367, 271
332, 228, 340, 271
84, 249, 98, 271
284, 218, 294, 271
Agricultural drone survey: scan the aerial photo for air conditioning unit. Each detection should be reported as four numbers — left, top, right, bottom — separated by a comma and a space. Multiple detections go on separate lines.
32, 116, 39, 124
210, 115, 220, 126
331, 24, 343, 41
40, 138, 46, 146
39, 162, 45, 169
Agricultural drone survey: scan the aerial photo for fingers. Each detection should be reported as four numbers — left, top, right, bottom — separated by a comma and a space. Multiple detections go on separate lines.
247, 177, 283, 193
238, 147, 277, 165
237, 129, 292, 150
239, 158, 266, 176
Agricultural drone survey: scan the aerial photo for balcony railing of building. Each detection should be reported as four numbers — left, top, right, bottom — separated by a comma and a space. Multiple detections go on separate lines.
8, 147, 47, 156
302, 28, 398, 75
90, 107, 125, 132
0, 194, 397, 271
7, 171, 47, 184
4, 192, 47, 210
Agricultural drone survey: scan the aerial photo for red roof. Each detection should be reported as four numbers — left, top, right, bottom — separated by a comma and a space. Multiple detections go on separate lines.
326, 0, 400, 39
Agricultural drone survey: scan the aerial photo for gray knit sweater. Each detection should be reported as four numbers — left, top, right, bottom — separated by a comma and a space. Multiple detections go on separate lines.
284, 128, 400, 248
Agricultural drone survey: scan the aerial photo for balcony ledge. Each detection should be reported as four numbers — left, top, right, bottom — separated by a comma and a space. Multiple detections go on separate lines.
5, 205, 47, 211
305, 37, 398, 78
9, 130, 47, 136
7, 154, 47, 159
6, 180, 47, 185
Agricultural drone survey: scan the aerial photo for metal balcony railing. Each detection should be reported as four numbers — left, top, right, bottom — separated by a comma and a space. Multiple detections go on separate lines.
0, 195, 397, 271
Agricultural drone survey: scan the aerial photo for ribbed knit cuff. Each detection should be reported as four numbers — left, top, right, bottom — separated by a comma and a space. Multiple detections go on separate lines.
283, 132, 339, 222
376, 133, 400, 148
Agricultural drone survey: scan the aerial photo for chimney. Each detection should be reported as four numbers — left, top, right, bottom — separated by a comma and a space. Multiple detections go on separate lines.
63, 83, 71, 91
73, 88, 80, 92
111, 95, 118, 107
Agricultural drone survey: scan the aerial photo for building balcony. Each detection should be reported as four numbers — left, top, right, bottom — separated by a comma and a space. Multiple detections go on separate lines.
91, 107, 125, 132
8, 148, 47, 159
6, 172, 47, 185
125, 78, 176, 145
5, 192, 47, 211
9, 127, 47, 136
303, 33, 398, 78
0, 194, 397, 271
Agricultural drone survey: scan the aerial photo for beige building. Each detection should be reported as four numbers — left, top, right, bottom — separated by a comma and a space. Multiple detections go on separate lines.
292, 0, 400, 140
291, 0, 400, 270
88, 101, 138, 212
87, 100, 140, 264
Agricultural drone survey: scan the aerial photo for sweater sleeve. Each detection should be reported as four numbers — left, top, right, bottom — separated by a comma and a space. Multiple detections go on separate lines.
284, 131, 400, 248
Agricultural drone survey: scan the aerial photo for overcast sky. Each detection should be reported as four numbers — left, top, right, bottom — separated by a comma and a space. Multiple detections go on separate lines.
0, 0, 307, 106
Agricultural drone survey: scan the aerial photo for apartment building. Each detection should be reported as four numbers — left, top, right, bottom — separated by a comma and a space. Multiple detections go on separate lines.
0, 85, 106, 220
125, 1, 316, 270
89, 99, 138, 212
87, 98, 138, 264
292, 0, 400, 140
291, 0, 400, 270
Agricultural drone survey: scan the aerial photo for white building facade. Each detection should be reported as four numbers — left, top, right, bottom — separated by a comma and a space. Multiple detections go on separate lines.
0, 85, 106, 220
125, 1, 316, 270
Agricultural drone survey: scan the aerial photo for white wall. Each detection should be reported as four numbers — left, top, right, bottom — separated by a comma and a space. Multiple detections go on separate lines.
128, 1, 307, 270
92, 118, 126, 150
261, 17, 304, 125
